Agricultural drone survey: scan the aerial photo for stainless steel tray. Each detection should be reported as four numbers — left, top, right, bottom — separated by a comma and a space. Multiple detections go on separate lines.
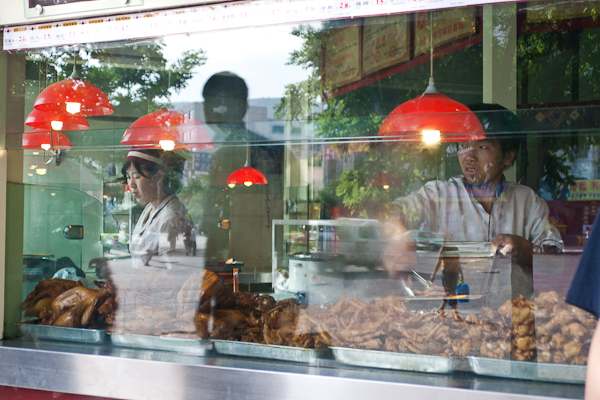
212, 340, 327, 363
18, 321, 106, 344
468, 356, 586, 384
332, 347, 457, 373
110, 333, 212, 356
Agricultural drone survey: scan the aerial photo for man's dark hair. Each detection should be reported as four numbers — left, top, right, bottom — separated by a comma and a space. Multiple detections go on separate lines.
202, 72, 248, 100
468, 103, 522, 167
202, 72, 248, 123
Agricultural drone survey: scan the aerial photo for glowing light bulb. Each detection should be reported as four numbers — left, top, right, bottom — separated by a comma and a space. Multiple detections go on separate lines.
244, 181, 253, 187
30, 165, 36, 170
228, 183, 236, 188
27, 173, 33, 177
36, 168, 47, 175
422, 130, 441, 144
41, 143, 51, 151
50, 193, 55, 196
32, 152, 39, 155
382, 184, 390, 190
159, 140, 175, 151
66, 102, 81, 114
51, 120, 63, 130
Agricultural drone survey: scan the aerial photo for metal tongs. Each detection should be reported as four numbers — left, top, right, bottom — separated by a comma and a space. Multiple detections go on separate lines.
400, 278, 415, 297
411, 270, 432, 288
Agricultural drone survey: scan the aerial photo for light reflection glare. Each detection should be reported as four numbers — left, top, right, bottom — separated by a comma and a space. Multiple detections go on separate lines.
422, 130, 441, 144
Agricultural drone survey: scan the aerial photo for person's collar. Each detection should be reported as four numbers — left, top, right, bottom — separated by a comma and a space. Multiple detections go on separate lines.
463, 175, 506, 199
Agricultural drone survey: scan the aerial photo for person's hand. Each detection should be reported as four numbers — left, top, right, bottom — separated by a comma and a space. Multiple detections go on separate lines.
430, 274, 435, 282
491, 234, 533, 264
381, 219, 417, 278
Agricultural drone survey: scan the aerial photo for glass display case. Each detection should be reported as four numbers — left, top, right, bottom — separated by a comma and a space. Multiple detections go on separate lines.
2, 1, 600, 398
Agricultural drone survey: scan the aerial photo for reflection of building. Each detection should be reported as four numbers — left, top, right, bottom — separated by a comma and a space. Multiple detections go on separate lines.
568, 146, 599, 180
175, 98, 285, 141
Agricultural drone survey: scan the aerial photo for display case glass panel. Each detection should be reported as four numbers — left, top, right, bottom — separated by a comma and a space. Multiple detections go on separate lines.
3, 1, 600, 397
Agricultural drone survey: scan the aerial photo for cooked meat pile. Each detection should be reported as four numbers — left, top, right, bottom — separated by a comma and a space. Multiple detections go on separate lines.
22, 274, 595, 366
109, 270, 325, 346
296, 291, 595, 364
20, 278, 116, 329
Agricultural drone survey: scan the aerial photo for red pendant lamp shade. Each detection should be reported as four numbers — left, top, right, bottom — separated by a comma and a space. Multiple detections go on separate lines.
22, 128, 73, 150
34, 77, 114, 117
379, 84, 486, 143
227, 164, 268, 187
122, 108, 214, 150
26, 109, 89, 131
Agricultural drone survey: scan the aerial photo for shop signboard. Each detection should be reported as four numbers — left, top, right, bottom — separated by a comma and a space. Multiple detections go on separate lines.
25, 0, 143, 19
568, 179, 600, 201
414, 7, 477, 56
194, 153, 213, 173
323, 21, 361, 91
361, 14, 409, 76
526, 0, 600, 23
6, 0, 528, 51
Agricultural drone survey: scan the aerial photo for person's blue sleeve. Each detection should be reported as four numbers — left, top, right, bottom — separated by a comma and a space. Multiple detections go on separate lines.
566, 213, 600, 319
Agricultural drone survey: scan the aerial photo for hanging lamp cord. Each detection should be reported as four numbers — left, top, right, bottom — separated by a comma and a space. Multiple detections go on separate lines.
424, 11, 438, 94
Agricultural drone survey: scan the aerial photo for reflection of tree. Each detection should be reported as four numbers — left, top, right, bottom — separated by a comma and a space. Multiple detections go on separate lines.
179, 174, 210, 232
274, 26, 322, 122
276, 21, 481, 217
322, 142, 444, 219
26, 44, 206, 202
28, 45, 206, 115
518, 27, 600, 193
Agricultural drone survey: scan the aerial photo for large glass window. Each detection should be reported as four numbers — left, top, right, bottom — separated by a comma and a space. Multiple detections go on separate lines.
4, 1, 600, 397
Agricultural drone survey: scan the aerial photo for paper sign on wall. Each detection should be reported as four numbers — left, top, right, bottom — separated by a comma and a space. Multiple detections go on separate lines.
414, 8, 477, 56
361, 14, 409, 76
323, 22, 361, 91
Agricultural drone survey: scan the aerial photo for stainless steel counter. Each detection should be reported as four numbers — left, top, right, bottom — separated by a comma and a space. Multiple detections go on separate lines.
0, 339, 584, 400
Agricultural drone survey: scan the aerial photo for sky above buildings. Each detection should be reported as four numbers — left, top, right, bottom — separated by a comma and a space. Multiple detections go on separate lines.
163, 23, 318, 102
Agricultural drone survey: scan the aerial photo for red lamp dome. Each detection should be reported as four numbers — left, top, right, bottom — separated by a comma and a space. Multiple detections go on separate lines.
122, 108, 214, 150
227, 165, 268, 187
34, 77, 114, 117
379, 80, 485, 143
22, 128, 73, 150
26, 109, 89, 131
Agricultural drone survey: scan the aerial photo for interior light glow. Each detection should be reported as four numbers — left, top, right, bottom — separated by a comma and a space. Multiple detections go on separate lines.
65, 102, 81, 115
422, 130, 441, 144
382, 184, 390, 190
228, 183, 236, 188
50, 120, 64, 130
35, 168, 47, 175
244, 181, 253, 187
41, 143, 51, 151
159, 140, 175, 151
32, 152, 39, 155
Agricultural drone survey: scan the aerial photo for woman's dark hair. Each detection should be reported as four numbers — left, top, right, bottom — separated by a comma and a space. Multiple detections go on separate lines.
121, 149, 184, 195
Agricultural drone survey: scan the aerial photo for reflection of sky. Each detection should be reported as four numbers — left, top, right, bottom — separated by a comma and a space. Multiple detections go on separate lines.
162, 23, 320, 102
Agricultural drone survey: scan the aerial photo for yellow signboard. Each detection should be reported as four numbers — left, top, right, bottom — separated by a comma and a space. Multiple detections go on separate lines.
323, 22, 361, 91
414, 8, 476, 56
568, 179, 600, 201
527, 0, 600, 23
362, 14, 410, 76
